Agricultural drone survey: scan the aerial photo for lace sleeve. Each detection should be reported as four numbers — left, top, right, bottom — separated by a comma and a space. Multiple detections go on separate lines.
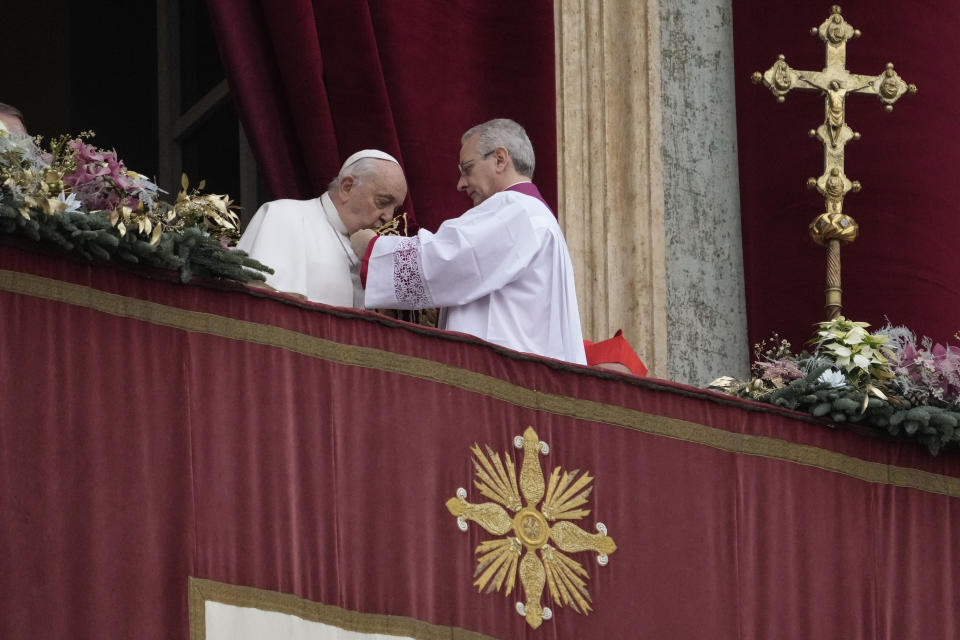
393, 237, 435, 307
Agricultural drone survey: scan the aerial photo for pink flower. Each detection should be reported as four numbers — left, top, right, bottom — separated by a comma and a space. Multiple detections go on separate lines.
69, 140, 105, 164
113, 172, 135, 191
59, 139, 160, 213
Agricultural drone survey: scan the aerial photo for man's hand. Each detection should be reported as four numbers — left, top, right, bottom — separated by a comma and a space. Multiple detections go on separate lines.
350, 228, 377, 258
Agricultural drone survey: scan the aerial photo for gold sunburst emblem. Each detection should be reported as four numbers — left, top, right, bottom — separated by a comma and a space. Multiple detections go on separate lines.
445, 427, 617, 629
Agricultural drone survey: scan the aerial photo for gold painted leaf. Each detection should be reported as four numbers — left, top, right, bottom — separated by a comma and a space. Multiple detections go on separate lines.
444, 496, 512, 535
473, 537, 521, 595
519, 550, 546, 629
519, 427, 545, 507
181, 173, 189, 190
46, 198, 65, 214
471, 444, 521, 511
541, 466, 593, 520
867, 384, 888, 400
150, 223, 163, 246
550, 521, 616, 556
541, 544, 591, 614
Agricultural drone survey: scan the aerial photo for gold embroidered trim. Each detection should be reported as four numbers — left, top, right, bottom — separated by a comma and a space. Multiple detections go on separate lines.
3, 268, 960, 498
187, 577, 496, 640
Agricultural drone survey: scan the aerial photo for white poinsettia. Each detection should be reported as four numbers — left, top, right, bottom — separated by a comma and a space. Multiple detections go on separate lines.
813, 316, 893, 384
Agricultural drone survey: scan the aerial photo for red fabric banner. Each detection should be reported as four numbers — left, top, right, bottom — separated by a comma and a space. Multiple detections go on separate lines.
2, 242, 960, 639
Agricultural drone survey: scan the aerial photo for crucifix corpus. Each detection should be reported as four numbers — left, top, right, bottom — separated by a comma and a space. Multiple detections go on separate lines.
752, 5, 917, 319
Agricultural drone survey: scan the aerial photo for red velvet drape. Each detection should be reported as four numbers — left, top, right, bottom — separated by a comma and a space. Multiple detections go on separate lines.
3, 242, 960, 639
732, 2, 959, 349
205, 0, 558, 232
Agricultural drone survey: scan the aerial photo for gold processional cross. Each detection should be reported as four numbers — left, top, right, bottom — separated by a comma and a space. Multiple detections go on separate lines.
751, 5, 916, 319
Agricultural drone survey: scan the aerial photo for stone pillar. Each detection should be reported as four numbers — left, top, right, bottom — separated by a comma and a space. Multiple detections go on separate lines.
554, 0, 669, 377
659, 1, 748, 384
555, 0, 749, 384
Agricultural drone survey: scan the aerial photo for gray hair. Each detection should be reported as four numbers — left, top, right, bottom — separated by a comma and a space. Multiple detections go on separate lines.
0, 102, 23, 120
461, 118, 535, 178
327, 157, 383, 192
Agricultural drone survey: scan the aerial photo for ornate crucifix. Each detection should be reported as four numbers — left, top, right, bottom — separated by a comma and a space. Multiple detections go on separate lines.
752, 5, 916, 319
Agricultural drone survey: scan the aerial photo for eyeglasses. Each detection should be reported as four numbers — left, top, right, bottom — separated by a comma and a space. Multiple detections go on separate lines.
457, 150, 495, 177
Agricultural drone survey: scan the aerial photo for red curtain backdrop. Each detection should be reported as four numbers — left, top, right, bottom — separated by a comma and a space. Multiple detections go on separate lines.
205, 0, 559, 231
732, 1, 960, 349
3, 241, 960, 639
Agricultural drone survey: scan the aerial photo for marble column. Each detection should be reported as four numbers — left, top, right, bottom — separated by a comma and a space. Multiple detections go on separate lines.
554, 0, 749, 384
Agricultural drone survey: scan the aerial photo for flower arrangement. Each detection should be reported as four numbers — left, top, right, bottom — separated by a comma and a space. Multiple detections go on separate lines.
0, 123, 66, 216
886, 328, 960, 406
811, 316, 892, 384
710, 317, 960, 455
0, 122, 267, 283
62, 137, 162, 214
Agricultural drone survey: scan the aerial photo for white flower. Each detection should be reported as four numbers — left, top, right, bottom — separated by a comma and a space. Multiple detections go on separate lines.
57, 191, 82, 213
818, 368, 847, 388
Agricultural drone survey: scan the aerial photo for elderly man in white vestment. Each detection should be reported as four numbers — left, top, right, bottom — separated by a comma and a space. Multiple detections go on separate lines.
236, 150, 407, 306
350, 119, 586, 364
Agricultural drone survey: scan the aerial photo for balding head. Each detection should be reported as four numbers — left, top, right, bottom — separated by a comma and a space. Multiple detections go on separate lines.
0, 103, 26, 136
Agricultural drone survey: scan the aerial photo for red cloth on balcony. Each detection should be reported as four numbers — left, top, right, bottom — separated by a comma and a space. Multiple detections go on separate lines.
584, 329, 648, 376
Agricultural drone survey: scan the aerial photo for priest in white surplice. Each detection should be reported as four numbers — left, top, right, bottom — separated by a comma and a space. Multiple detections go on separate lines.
350, 119, 586, 364
236, 150, 407, 306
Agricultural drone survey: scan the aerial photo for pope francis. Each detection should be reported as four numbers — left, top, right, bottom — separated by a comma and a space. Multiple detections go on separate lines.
237, 150, 407, 307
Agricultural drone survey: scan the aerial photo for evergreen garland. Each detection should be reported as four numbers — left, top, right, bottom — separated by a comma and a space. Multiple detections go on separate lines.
711, 326, 960, 456
765, 374, 960, 455
0, 199, 272, 284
